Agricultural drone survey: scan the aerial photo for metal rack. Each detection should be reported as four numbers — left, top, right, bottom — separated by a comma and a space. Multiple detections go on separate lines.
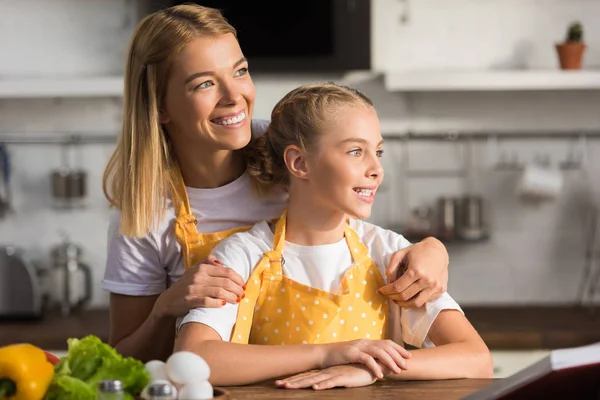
0, 133, 118, 145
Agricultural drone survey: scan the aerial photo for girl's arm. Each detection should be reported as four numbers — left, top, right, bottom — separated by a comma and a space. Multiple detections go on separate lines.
174, 322, 411, 386
276, 309, 493, 390
387, 309, 493, 380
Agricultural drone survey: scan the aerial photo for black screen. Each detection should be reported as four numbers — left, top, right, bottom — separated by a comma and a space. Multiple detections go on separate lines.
198, 0, 333, 58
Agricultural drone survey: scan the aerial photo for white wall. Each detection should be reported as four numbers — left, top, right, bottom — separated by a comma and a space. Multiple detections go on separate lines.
0, 0, 599, 308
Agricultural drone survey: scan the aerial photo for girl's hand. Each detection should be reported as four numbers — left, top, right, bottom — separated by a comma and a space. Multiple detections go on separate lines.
153, 255, 246, 317
320, 339, 410, 379
275, 364, 380, 390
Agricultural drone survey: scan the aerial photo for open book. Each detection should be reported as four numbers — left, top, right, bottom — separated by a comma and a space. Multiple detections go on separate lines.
463, 342, 600, 400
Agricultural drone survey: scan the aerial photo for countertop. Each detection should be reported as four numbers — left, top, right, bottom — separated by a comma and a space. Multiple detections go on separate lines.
1, 306, 599, 350
220, 379, 496, 399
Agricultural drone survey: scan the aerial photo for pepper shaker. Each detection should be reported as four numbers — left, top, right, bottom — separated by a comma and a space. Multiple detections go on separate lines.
97, 379, 124, 400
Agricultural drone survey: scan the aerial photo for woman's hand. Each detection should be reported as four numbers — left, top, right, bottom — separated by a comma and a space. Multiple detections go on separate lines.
320, 339, 410, 379
153, 255, 246, 318
275, 364, 381, 390
379, 237, 449, 308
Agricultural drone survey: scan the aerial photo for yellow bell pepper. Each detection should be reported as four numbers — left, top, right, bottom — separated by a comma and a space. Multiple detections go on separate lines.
0, 343, 54, 400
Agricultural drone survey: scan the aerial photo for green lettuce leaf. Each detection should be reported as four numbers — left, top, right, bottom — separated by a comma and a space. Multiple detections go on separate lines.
44, 375, 95, 400
44, 335, 150, 399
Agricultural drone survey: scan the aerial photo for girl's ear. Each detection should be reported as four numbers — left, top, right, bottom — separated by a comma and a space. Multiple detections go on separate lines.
284, 145, 309, 180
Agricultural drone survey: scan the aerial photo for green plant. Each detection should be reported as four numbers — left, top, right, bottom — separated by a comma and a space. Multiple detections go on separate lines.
566, 21, 583, 42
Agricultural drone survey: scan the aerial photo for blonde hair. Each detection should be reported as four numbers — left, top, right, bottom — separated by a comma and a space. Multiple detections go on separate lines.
103, 5, 236, 237
244, 82, 374, 195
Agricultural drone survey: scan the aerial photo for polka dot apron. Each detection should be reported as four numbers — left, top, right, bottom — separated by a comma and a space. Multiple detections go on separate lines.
231, 209, 389, 345
171, 168, 253, 270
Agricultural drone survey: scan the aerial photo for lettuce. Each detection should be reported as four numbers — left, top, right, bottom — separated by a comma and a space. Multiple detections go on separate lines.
45, 335, 150, 399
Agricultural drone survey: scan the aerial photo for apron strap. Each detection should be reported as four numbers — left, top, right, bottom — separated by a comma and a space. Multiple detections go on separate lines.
230, 254, 272, 343
231, 211, 289, 343
344, 224, 371, 264
171, 165, 200, 270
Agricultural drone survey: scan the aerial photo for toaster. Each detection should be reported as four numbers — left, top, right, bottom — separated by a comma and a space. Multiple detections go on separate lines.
0, 246, 44, 319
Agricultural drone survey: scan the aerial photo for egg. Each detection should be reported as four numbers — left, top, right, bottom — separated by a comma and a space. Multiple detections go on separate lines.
178, 381, 213, 400
145, 360, 168, 382
166, 351, 211, 385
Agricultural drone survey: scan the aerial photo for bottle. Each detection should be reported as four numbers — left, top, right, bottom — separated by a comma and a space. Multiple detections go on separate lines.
97, 379, 124, 400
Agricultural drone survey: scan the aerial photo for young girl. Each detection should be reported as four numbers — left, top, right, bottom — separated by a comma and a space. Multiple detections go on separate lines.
102, 3, 451, 363
174, 83, 493, 389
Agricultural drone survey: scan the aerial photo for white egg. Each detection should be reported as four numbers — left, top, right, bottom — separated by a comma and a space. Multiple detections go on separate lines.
166, 351, 211, 385
178, 381, 213, 400
145, 360, 168, 382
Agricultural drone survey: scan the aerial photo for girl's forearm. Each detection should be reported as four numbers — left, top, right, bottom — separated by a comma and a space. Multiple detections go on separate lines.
387, 341, 493, 380
189, 340, 325, 386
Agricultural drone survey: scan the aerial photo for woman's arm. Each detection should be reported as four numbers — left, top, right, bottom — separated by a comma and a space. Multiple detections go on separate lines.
388, 309, 493, 380
109, 293, 176, 362
174, 322, 411, 386
109, 258, 246, 362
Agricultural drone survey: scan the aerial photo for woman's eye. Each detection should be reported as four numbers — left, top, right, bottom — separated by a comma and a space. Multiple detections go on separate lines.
234, 67, 249, 77
376, 149, 384, 158
195, 81, 213, 90
348, 149, 361, 157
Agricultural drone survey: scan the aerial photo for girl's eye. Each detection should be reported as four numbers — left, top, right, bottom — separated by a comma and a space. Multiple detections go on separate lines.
348, 149, 361, 157
376, 149, 384, 158
195, 80, 214, 90
234, 67, 249, 77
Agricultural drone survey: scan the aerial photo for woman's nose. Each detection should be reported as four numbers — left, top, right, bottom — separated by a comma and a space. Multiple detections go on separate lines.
219, 80, 243, 105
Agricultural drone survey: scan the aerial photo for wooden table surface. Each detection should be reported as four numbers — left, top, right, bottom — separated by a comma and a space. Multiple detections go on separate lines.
218, 379, 496, 400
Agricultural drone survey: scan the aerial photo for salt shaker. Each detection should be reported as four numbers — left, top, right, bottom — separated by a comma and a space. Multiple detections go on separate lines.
146, 381, 178, 400
97, 379, 124, 400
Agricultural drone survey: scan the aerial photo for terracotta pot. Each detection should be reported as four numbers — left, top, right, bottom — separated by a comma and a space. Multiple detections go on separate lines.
555, 42, 586, 70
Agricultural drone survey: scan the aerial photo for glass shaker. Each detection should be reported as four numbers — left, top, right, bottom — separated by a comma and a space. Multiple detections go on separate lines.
146, 381, 178, 400
97, 379, 124, 400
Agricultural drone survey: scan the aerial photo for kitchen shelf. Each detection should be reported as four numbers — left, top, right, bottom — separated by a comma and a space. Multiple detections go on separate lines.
0, 76, 123, 98
384, 70, 600, 92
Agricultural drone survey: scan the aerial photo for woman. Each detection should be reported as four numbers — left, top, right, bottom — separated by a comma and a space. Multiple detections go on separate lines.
102, 4, 450, 362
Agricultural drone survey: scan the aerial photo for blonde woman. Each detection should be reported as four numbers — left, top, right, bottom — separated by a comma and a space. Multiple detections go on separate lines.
102, 4, 450, 363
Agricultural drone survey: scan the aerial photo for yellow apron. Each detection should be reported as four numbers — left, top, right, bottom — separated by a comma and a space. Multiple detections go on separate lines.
171, 168, 252, 270
231, 210, 389, 345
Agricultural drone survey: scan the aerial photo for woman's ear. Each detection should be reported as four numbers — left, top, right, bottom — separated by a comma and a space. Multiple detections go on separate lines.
284, 145, 309, 180
159, 109, 171, 124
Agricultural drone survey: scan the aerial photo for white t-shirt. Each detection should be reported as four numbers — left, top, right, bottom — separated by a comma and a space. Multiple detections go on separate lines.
180, 219, 463, 348
102, 119, 288, 296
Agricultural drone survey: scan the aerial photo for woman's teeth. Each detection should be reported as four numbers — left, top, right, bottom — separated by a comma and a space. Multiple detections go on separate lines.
213, 111, 246, 125
354, 188, 374, 196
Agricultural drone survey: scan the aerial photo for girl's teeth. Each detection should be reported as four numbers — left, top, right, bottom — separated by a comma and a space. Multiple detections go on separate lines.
355, 189, 373, 196
214, 112, 246, 125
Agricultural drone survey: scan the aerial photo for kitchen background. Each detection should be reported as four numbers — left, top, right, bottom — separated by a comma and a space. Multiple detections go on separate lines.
1, 0, 599, 377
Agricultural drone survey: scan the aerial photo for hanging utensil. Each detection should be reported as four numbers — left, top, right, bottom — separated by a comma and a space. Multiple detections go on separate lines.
0, 143, 12, 218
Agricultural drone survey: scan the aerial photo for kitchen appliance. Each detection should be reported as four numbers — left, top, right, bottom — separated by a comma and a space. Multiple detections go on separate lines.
0, 246, 44, 319
161, 0, 371, 72
51, 240, 93, 316
456, 195, 488, 241
437, 196, 459, 241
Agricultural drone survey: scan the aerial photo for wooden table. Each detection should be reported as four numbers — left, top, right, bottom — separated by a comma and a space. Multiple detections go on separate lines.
219, 379, 496, 399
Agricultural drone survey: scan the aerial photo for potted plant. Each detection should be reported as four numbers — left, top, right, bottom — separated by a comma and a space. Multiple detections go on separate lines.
556, 21, 586, 70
